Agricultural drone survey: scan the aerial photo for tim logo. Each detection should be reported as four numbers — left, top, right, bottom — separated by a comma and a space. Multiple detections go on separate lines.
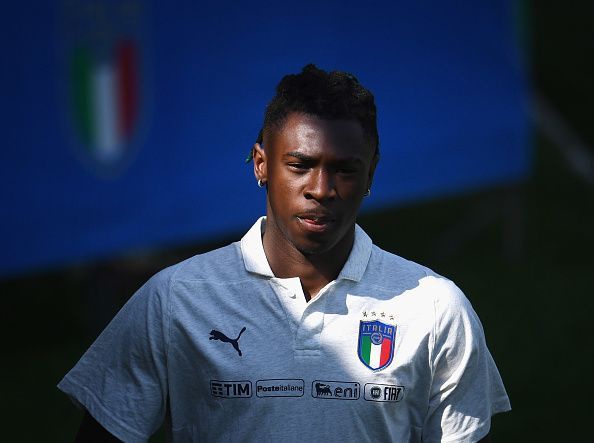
311, 380, 360, 400
364, 383, 404, 403
210, 380, 252, 398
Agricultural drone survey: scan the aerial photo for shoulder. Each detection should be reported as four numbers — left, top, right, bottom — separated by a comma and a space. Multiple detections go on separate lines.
114, 242, 246, 339
366, 244, 463, 300
362, 245, 478, 331
150, 241, 244, 286
129, 242, 245, 309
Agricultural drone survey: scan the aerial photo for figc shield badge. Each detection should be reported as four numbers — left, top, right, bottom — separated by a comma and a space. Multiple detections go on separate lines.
358, 320, 396, 371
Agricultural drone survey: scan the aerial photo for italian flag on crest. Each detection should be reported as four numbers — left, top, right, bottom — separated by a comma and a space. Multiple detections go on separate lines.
358, 320, 396, 371
70, 40, 139, 163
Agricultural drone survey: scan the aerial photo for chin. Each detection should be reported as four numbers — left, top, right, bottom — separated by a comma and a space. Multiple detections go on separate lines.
295, 239, 336, 256
298, 247, 324, 256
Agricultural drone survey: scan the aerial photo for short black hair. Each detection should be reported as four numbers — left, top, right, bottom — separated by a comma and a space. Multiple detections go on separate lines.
249, 64, 379, 160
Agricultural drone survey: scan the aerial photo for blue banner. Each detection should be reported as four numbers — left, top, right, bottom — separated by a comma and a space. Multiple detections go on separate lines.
0, 1, 530, 276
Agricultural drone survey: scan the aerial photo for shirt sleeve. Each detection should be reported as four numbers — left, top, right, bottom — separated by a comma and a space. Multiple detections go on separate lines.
423, 279, 511, 443
57, 268, 172, 443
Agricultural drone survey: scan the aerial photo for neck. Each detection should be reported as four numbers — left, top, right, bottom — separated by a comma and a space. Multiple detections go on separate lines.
262, 222, 354, 301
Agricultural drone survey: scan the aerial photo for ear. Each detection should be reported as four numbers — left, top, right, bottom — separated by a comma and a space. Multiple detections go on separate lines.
366, 152, 380, 190
253, 143, 267, 183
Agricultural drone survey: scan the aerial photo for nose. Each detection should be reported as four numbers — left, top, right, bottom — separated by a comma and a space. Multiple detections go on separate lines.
304, 168, 337, 201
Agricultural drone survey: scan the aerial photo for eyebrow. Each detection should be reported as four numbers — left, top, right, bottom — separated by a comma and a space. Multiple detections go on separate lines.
284, 151, 313, 162
284, 151, 364, 164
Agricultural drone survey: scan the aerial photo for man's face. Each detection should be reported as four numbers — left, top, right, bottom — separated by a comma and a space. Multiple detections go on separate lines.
254, 113, 378, 256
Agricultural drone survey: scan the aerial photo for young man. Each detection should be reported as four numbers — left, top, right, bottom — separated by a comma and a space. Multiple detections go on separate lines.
60, 64, 510, 442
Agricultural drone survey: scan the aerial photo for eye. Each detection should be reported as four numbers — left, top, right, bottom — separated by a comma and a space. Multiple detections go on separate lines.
288, 163, 309, 171
336, 165, 359, 174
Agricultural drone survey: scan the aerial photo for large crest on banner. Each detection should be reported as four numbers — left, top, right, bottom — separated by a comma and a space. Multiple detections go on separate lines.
357, 320, 396, 371
58, 0, 151, 177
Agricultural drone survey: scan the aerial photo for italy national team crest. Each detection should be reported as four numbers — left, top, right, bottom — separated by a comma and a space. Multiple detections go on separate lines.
358, 320, 396, 371
58, 0, 151, 177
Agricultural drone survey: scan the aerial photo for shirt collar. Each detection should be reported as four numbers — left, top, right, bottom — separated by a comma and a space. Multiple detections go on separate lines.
240, 217, 372, 282
240, 216, 275, 278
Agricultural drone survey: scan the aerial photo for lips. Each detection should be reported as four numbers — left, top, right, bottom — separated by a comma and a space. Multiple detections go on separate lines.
296, 211, 335, 233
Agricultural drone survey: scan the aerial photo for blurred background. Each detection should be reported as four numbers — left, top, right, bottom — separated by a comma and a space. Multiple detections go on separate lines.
1, 1, 592, 441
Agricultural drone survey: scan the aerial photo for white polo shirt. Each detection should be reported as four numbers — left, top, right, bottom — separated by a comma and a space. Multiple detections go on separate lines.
58, 217, 510, 442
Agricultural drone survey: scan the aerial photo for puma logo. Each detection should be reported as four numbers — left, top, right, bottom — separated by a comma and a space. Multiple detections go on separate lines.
209, 327, 246, 356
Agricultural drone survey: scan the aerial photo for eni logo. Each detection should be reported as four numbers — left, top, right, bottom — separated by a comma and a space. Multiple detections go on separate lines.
311, 380, 360, 400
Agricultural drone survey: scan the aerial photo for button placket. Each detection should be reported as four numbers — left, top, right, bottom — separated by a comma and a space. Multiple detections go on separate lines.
268, 278, 308, 336
295, 282, 336, 354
